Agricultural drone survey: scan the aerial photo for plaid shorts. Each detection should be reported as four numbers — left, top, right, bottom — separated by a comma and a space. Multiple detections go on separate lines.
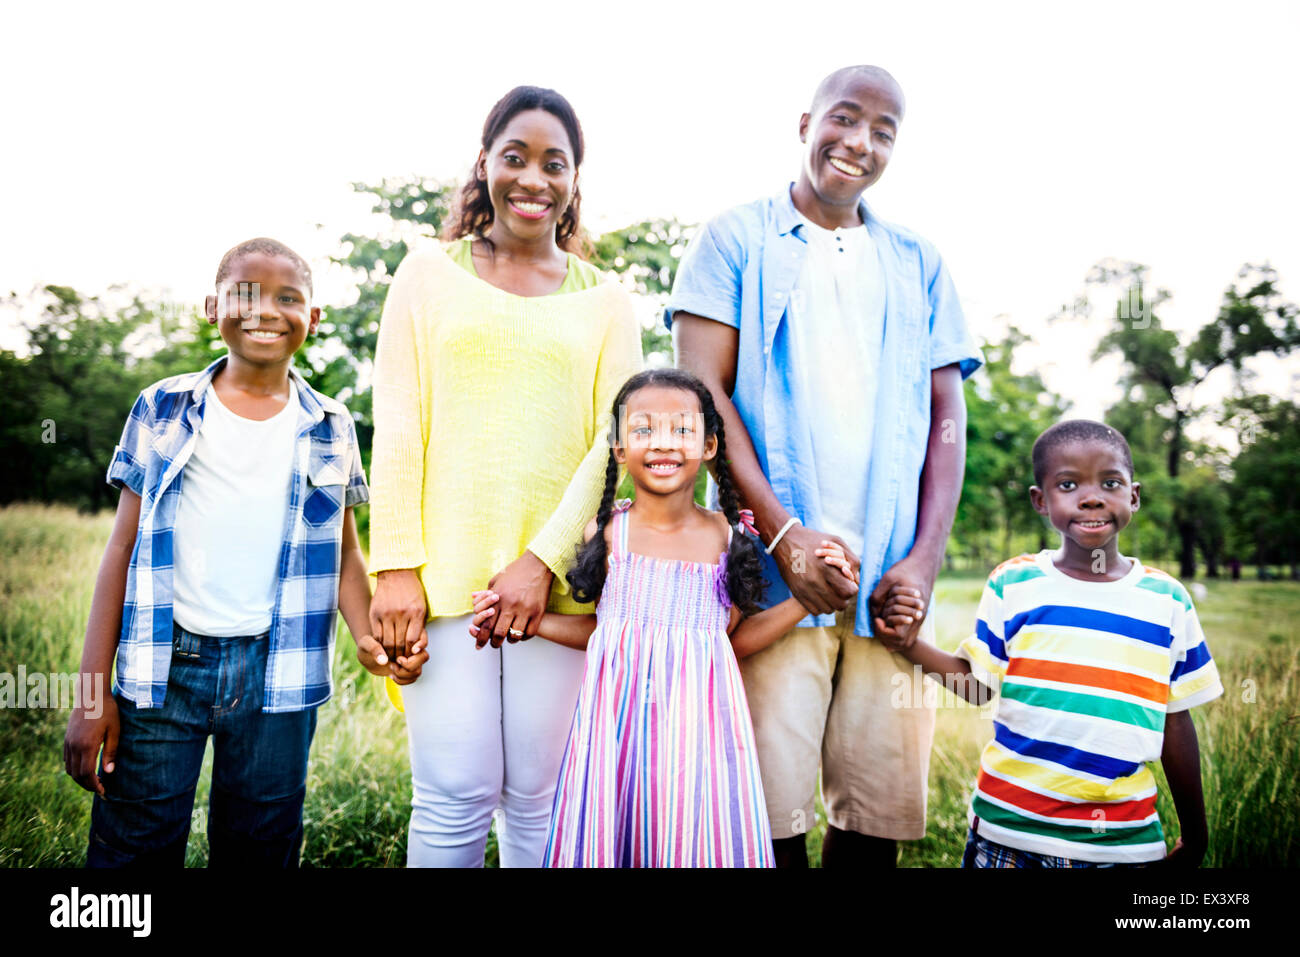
961, 825, 1149, 869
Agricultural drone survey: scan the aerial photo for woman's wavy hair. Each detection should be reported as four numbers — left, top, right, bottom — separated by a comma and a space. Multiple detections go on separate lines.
566, 368, 767, 613
443, 85, 591, 257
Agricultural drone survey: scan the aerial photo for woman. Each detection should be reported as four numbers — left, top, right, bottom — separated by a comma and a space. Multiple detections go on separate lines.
367, 86, 643, 867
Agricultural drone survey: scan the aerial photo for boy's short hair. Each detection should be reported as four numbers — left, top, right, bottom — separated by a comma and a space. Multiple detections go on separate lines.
1032, 419, 1135, 486
215, 237, 313, 296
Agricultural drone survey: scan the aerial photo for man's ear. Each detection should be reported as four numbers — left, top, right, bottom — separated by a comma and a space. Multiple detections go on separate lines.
1130, 481, 1141, 512
1028, 485, 1047, 516
798, 112, 810, 143
204, 294, 218, 325
308, 306, 321, 335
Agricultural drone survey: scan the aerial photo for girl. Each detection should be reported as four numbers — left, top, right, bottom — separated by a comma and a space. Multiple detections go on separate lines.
367, 86, 643, 867
470, 369, 857, 867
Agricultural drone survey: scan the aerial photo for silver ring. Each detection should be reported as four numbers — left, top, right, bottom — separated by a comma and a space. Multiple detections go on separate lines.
508, 628, 524, 638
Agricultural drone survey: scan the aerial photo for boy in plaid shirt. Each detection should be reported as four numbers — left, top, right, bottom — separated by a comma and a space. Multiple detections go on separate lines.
63, 238, 419, 867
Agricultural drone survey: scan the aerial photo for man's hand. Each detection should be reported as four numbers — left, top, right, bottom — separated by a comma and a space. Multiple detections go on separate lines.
872, 585, 927, 651
63, 693, 120, 796
772, 524, 859, 616
870, 554, 937, 643
486, 551, 554, 648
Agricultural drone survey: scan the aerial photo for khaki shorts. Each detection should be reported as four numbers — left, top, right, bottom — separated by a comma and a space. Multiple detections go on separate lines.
739, 605, 937, 841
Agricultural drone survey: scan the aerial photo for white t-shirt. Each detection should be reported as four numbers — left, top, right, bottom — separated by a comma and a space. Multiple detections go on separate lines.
786, 216, 886, 557
172, 380, 300, 636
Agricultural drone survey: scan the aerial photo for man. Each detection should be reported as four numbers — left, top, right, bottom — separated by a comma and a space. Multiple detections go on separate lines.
667, 65, 983, 867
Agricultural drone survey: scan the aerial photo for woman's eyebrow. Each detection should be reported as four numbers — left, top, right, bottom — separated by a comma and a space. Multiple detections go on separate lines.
502, 138, 569, 157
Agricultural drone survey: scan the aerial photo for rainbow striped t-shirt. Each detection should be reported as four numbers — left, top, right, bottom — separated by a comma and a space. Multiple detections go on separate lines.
956, 551, 1223, 863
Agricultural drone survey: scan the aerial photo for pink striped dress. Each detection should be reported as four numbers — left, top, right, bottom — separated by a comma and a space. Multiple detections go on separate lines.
545, 500, 774, 867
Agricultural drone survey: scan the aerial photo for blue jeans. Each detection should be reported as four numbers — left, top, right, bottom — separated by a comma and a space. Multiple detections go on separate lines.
87, 623, 318, 868
961, 825, 1148, 869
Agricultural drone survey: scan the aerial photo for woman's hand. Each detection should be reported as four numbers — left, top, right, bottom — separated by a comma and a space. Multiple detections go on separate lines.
469, 590, 500, 649
484, 551, 554, 648
370, 569, 428, 672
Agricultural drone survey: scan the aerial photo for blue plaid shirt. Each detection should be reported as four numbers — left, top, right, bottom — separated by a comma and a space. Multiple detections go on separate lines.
666, 186, 983, 635
106, 355, 369, 712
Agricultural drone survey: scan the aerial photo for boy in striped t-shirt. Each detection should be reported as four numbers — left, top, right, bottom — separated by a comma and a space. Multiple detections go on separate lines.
876, 420, 1222, 867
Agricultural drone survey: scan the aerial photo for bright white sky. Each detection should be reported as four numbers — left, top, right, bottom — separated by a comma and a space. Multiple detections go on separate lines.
3, 0, 1298, 428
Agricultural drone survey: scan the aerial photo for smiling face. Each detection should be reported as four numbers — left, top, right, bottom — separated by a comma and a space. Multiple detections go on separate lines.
478, 108, 577, 247
793, 70, 904, 227
203, 251, 318, 369
1030, 439, 1141, 560
614, 386, 716, 498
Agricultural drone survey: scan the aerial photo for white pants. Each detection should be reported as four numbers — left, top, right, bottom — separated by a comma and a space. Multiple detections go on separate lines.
400, 614, 586, 867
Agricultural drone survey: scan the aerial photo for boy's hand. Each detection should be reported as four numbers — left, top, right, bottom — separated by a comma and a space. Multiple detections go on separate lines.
870, 556, 934, 638
1157, 836, 1207, 869
469, 590, 500, 650
355, 634, 391, 678
63, 694, 120, 796
873, 585, 927, 652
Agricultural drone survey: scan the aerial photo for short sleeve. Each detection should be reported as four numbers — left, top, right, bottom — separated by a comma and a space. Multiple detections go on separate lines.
663, 219, 743, 331
925, 247, 983, 379
106, 391, 154, 497
341, 415, 370, 509
955, 571, 1009, 692
1166, 593, 1224, 712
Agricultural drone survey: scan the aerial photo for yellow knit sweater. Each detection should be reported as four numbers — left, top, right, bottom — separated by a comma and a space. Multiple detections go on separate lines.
368, 242, 644, 617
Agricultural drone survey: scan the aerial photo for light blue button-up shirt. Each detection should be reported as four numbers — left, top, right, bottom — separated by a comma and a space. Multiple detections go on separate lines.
666, 185, 983, 635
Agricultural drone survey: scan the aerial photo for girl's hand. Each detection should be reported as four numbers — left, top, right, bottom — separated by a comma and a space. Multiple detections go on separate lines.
355, 634, 390, 677
814, 541, 859, 585
484, 551, 553, 648
469, 590, 500, 650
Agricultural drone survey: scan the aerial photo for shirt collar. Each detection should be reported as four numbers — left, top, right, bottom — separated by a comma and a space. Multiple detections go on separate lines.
775, 182, 878, 240
179, 354, 331, 424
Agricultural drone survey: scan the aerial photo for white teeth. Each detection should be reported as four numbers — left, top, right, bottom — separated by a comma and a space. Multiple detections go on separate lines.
247, 330, 283, 340
648, 464, 678, 472
829, 157, 865, 176
512, 201, 548, 213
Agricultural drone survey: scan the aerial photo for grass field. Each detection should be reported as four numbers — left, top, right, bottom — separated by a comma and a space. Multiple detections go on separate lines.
1, 503, 1296, 867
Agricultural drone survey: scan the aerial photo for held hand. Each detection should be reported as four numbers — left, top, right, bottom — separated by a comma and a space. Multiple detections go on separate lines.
485, 551, 553, 648
814, 541, 860, 585
389, 648, 429, 685
873, 586, 926, 652
774, 525, 859, 616
370, 569, 428, 667
468, 590, 499, 650
354, 634, 390, 678
63, 693, 120, 796
870, 555, 935, 643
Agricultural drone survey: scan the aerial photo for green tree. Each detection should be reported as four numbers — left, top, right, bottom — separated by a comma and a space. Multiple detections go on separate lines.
1062, 260, 1299, 578
1222, 395, 1300, 579
955, 326, 1067, 569
0, 285, 218, 509
590, 218, 695, 363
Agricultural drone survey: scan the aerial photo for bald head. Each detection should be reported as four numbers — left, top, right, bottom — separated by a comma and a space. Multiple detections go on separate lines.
809, 65, 905, 120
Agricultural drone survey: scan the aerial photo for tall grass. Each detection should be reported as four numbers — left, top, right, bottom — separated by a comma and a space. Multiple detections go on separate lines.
1, 504, 1295, 866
